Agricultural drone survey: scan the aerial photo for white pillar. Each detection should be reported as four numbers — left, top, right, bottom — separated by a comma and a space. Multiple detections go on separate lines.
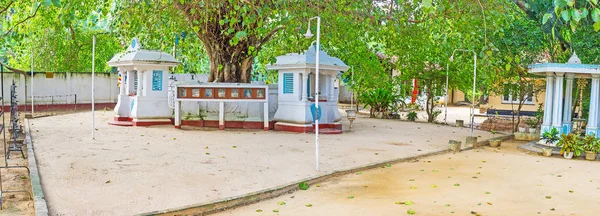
586, 75, 600, 136
219, 101, 224, 130
551, 73, 564, 131
264, 101, 269, 131
562, 75, 574, 134
302, 72, 308, 102
136, 71, 143, 96
541, 73, 554, 135
119, 70, 126, 96
175, 100, 181, 128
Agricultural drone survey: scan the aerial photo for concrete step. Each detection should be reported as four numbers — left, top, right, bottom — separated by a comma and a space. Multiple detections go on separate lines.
108, 121, 133, 127
318, 128, 343, 134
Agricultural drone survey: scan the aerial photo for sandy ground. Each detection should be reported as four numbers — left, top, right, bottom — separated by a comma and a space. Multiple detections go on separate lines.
30, 110, 492, 215
218, 140, 600, 216
0, 114, 34, 216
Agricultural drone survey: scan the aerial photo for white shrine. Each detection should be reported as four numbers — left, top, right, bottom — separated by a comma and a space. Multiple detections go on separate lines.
108, 38, 180, 126
267, 46, 349, 133
529, 53, 600, 137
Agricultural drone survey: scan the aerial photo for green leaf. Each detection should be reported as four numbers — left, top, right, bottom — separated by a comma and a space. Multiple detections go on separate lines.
256, 209, 262, 212
305, 204, 313, 207
554, 0, 567, 8
42, 0, 52, 6
407, 209, 416, 215
572, 9, 582, 22
561, 10, 571, 22
594, 21, 600, 32
348, 195, 355, 199
235, 31, 247, 39
273, 209, 279, 213
566, 0, 574, 7
505, 64, 511, 71
278, 201, 286, 205
582, 8, 589, 18
542, 13, 552, 24
52, 0, 61, 7
593, 0, 599, 5
299, 182, 309, 190
592, 9, 600, 22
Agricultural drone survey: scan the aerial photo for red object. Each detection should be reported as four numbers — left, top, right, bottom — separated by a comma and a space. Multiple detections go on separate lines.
411, 79, 419, 104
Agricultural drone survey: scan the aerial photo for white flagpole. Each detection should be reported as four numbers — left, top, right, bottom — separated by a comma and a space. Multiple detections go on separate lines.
92, 35, 96, 139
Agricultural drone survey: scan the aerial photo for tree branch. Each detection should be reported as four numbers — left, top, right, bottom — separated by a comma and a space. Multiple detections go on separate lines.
0, 1, 13, 15
0, 61, 28, 76
2, 3, 41, 37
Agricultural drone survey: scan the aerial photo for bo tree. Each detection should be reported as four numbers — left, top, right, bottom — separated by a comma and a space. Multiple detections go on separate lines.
113, 0, 437, 83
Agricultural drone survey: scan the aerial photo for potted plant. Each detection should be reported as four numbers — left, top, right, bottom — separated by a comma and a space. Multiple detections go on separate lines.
556, 134, 583, 159
525, 118, 538, 133
489, 130, 502, 147
542, 128, 560, 146
581, 134, 600, 161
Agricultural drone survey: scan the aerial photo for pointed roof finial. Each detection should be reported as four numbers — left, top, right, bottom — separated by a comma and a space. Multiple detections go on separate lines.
567, 52, 581, 64
126, 37, 142, 52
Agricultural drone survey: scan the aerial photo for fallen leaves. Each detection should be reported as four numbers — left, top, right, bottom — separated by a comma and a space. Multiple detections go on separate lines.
105, 180, 111, 184
430, 184, 438, 188
485, 191, 491, 194
305, 204, 313, 207
407, 209, 416, 215
545, 196, 552, 199
232, 146, 237, 148
410, 186, 417, 189
273, 209, 279, 213
454, 183, 460, 186
256, 209, 262, 212
348, 196, 355, 199
278, 201, 286, 205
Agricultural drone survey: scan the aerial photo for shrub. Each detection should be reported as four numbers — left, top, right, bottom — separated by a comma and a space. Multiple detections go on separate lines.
407, 111, 418, 121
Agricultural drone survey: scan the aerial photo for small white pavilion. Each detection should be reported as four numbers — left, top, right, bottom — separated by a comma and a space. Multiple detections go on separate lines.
529, 53, 600, 137
267, 46, 349, 133
108, 38, 180, 126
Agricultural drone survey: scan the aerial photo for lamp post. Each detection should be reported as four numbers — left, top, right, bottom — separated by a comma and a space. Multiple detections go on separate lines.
449, 49, 477, 137
304, 16, 320, 171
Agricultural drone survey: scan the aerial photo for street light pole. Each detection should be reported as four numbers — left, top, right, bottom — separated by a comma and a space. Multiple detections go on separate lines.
305, 16, 321, 171
450, 49, 477, 137
444, 63, 449, 124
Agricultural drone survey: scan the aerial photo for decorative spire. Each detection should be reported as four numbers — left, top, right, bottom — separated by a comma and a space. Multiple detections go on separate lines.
126, 37, 142, 52
567, 52, 581, 64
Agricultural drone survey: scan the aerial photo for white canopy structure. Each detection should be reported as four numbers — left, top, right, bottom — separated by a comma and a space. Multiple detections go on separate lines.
528, 53, 600, 137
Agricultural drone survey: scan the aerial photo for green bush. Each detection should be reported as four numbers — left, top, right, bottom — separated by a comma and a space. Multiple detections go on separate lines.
407, 111, 418, 121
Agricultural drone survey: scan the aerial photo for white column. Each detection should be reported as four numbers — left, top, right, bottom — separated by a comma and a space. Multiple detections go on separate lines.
264, 101, 269, 131
175, 100, 181, 128
551, 73, 564, 130
136, 71, 143, 96
119, 70, 126, 96
219, 101, 224, 130
586, 75, 600, 136
562, 75, 574, 134
541, 73, 554, 134
302, 72, 308, 102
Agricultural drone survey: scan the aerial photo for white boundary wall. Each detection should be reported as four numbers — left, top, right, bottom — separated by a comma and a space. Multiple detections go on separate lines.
0, 71, 118, 106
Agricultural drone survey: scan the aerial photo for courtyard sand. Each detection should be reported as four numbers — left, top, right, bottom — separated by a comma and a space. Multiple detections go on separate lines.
218, 140, 600, 216
30, 110, 491, 215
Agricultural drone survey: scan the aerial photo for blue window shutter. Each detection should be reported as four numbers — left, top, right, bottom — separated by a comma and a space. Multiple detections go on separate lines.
283, 73, 294, 94
307, 76, 310, 96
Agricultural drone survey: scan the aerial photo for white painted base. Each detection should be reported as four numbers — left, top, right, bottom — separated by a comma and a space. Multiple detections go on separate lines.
114, 95, 131, 118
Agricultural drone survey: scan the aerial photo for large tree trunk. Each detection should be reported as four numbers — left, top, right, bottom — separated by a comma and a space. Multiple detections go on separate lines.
174, 1, 282, 83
